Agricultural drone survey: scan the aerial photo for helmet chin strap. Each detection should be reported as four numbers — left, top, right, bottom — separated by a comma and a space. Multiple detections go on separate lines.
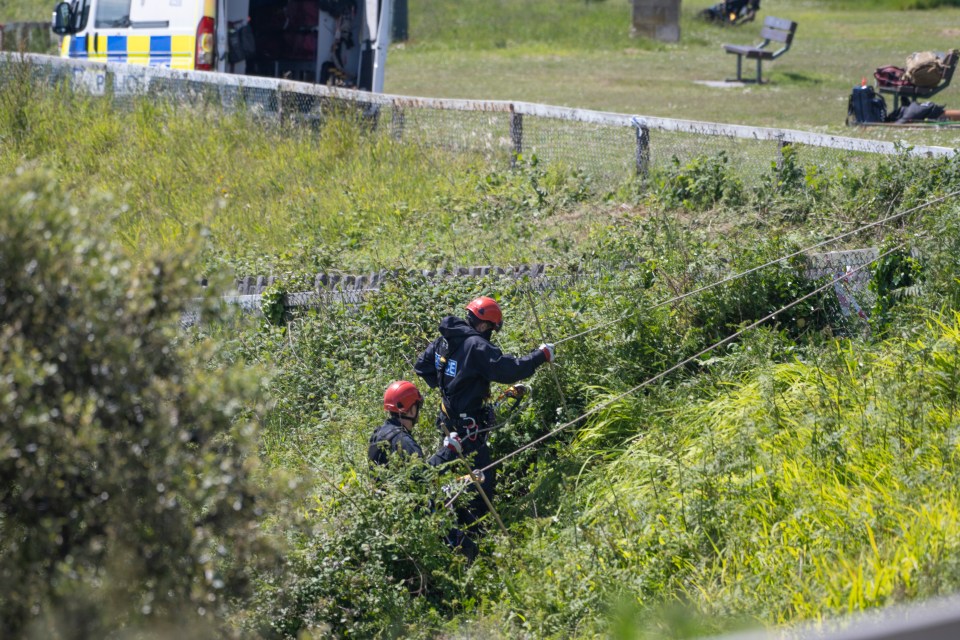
468, 315, 496, 338
399, 401, 422, 429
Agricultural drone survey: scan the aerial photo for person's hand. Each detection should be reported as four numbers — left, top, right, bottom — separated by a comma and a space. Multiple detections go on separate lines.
456, 469, 485, 485
503, 384, 528, 400
444, 431, 462, 454
539, 343, 556, 363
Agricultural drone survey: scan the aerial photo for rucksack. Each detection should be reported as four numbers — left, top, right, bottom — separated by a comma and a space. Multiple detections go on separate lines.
227, 21, 256, 64
847, 85, 888, 124
904, 51, 944, 88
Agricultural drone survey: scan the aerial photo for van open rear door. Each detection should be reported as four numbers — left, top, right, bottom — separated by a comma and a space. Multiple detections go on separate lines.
358, 0, 389, 92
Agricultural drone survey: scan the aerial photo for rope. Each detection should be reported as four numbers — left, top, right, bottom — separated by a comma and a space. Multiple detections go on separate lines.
525, 286, 567, 413
555, 190, 960, 346
478, 242, 906, 475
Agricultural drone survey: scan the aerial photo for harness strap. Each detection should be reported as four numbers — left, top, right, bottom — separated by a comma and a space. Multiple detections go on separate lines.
433, 336, 494, 443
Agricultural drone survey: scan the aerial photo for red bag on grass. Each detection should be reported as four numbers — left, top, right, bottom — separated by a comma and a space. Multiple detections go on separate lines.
874, 65, 911, 88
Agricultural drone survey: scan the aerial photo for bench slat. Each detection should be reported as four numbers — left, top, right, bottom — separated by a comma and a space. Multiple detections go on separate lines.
723, 15, 797, 83
760, 26, 795, 43
763, 16, 797, 32
723, 46, 775, 60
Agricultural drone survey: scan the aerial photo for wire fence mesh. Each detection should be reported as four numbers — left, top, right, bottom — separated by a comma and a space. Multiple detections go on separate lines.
4, 53, 957, 191
176, 247, 880, 330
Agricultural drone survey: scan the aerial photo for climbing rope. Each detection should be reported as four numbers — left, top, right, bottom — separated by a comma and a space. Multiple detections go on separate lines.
478, 242, 907, 475
554, 190, 960, 346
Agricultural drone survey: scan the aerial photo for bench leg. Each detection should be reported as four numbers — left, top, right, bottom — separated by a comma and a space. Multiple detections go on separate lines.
756, 58, 763, 83
735, 54, 743, 81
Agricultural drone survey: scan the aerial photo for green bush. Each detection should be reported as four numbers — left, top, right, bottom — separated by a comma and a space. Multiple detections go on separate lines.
652, 152, 745, 212
251, 464, 479, 639
0, 170, 276, 638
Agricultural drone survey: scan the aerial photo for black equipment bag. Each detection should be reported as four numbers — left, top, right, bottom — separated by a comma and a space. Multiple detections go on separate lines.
227, 22, 256, 64
847, 85, 888, 124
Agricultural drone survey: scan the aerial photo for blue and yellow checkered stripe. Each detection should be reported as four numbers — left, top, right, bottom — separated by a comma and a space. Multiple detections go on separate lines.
62, 34, 196, 70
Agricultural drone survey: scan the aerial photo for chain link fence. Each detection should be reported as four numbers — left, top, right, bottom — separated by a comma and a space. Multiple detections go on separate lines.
0, 53, 898, 329
3, 53, 957, 190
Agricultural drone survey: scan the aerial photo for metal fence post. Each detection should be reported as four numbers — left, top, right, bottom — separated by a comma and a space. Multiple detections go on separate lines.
635, 122, 650, 177
776, 135, 789, 174
391, 106, 405, 141
510, 109, 523, 168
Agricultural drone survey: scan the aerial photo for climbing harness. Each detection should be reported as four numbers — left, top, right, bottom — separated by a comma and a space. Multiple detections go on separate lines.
433, 336, 493, 443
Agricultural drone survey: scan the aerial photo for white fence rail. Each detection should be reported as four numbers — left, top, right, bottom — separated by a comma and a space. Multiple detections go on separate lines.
2, 53, 956, 188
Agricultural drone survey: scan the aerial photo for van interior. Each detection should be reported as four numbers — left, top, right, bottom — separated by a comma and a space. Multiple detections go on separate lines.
239, 0, 363, 87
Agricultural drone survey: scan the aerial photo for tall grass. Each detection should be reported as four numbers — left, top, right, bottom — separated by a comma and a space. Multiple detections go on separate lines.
0, 67, 601, 276
511, 313, 960, 634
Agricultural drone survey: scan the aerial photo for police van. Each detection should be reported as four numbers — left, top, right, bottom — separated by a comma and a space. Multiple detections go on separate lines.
51, 0, 391, 92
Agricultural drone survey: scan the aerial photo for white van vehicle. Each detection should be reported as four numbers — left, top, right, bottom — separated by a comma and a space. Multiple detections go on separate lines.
51, 0, 392, 92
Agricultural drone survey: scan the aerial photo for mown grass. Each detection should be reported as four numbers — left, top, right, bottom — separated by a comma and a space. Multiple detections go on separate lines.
387, 0, 960, 143
6, 0, 960, 143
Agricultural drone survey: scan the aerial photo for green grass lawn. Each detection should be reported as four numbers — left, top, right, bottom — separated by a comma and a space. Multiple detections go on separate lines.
386, 0, 960, 144
5, 0, 960, 143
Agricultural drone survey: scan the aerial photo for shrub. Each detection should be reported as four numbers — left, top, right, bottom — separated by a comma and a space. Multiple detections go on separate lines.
651, 152, 745, 212
0, 170, 275, 638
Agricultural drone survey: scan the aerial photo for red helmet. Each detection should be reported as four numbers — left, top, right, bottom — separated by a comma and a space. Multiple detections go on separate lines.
465, 296, 503, 330
383, 380, 423, 414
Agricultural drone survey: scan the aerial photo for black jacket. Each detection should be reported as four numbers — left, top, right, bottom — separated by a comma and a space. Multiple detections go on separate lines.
414, 316, 546, 419
368, 417, 455, 467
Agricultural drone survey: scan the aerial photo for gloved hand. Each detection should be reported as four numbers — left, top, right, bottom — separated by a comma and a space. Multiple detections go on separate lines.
444, 431, 462, 454
456, 469, 485, 485
539, 343, 556, 363
503, 384, 528, 400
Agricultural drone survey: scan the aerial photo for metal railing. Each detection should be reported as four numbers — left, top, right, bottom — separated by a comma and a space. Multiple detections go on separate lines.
714, 592, 960, 640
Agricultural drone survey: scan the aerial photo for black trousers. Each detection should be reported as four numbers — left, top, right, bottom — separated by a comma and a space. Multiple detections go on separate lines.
435, 413, 497, 528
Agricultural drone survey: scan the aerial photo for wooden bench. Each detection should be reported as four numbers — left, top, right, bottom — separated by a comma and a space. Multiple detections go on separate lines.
878, 49, 959, 112
723, 16, 798, 84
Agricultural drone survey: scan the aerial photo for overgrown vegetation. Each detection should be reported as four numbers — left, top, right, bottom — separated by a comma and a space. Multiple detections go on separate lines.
0, 171, 284, 638
6, 38, 960, 640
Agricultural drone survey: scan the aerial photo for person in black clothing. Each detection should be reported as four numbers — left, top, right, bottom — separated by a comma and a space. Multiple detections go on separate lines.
370, 379, 479, 559
414, 296, 555, 529
369, 380, 462, 467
